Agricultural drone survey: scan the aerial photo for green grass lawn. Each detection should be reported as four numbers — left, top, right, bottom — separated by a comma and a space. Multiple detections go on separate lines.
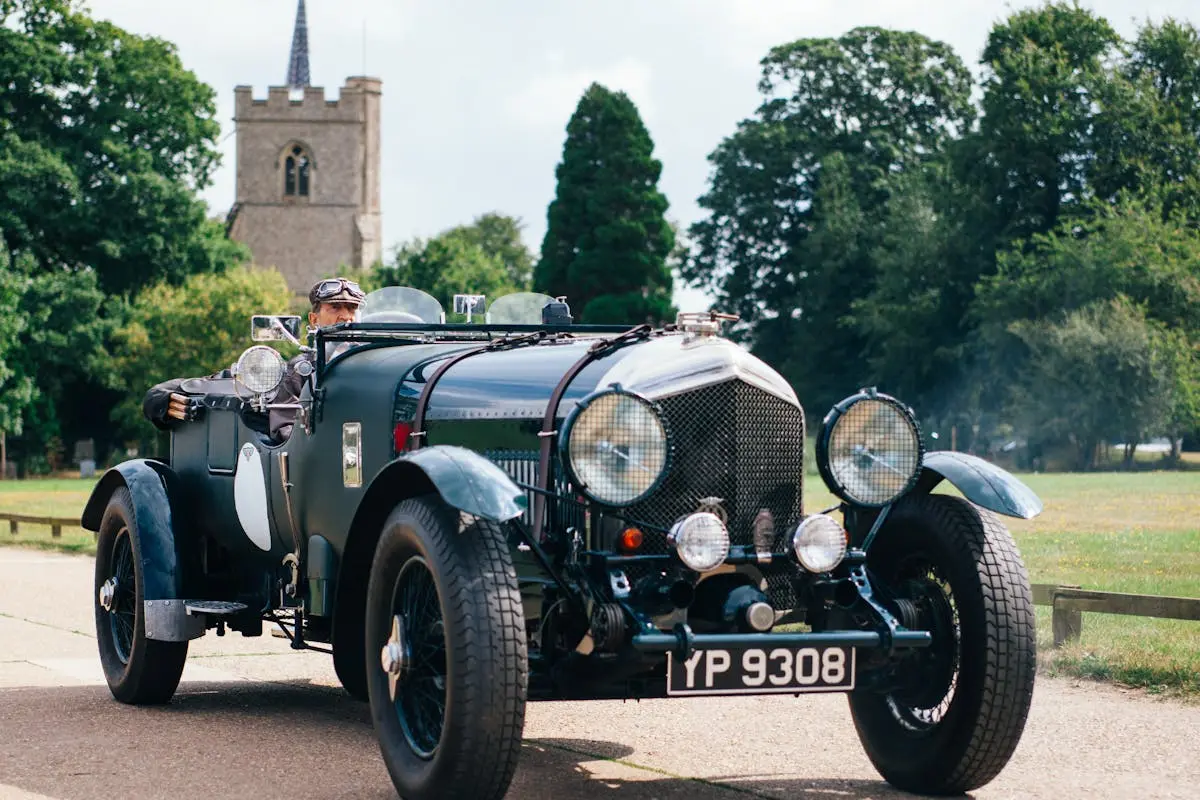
4, 471, 1198, 697
0, 477, 96, 552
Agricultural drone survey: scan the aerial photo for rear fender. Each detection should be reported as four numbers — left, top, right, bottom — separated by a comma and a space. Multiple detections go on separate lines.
913, 451, 1043, 520
81, 459, 202, 641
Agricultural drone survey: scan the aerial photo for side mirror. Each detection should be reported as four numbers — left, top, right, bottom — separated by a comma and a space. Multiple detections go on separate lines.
251, 315, 303, 344
453, 294, 487, 322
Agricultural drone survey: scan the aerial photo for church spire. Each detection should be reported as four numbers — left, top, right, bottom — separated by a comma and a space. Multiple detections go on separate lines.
286, 0, 311, 89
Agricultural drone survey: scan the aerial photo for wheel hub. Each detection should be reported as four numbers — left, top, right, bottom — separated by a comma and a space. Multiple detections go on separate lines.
895, 577, 958, 710
99, 576, 118, 613
381, 614, 411, 702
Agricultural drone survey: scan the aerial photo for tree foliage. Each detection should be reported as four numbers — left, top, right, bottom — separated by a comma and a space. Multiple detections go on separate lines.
683, 7, 1200, 457
971, 199, 1200, 462
0, 0, 247, 294
0, 234, 117, 470
367, 214, 534, 317
1115, 19, 1200, 221
536, 83, 675, 324
966, 3, 1122, 240
1007, 298, 1174, 470
976, 200, 1200, 337
684, 27, 974, 411
0, 241, 33, 438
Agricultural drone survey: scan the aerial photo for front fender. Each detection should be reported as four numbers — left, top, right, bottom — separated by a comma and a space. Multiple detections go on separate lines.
82, 459, 188, 600
914, 451, 1043, 520
383, 445, 527, 523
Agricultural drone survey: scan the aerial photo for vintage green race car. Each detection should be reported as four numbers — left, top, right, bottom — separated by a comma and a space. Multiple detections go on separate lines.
81, 287, 1042, 799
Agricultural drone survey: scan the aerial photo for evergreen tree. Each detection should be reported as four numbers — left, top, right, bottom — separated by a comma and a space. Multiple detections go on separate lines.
535, 83, 675, 324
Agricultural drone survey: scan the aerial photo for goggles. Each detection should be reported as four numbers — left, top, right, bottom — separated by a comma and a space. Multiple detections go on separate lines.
310, 278, 365, 305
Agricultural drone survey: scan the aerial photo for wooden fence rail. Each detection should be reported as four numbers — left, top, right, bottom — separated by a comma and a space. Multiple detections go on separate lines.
0, 511, 80, 539
1032, 583, 1200, 646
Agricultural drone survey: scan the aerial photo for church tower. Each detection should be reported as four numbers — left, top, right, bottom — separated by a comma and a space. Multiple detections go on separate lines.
227, 0, 382, 293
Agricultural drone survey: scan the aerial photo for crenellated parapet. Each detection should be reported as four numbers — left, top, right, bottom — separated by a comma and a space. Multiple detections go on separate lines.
234, 78, 381, 123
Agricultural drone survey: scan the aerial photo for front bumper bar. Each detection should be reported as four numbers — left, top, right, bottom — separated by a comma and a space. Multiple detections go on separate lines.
631, 625, 932, 659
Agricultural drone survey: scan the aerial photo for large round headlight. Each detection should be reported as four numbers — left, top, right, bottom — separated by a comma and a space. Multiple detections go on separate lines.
233, 345, 286, 394
560, 387, 670, 506
668, 512, 730, 572
816, 389, 923, 507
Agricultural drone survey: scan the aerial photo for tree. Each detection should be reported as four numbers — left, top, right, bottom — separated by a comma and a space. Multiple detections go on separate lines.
109, 267, 296, 448
0, 241, 33, 448
1110, 19, 1200, 222
847, 166, 972, 415
975, 200, 1200, 337
0, 0, 247, 294
758, 152, 873, 412
0, 234, 119, 473
684, 27, 973, 410
462, 213, 535, 289
1007, 298, 1174, 470
1157, 329, 1200, 461
368, 214, 534, 317
536, 83, 675, 324
965, 2, 1123, 242
971, 198, 1200, 465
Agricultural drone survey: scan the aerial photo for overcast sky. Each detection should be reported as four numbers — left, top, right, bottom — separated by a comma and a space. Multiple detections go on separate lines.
84, 0, 1196, 309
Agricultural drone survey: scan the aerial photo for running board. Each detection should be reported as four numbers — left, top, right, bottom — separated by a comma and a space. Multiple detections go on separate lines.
184, 600, 249, 616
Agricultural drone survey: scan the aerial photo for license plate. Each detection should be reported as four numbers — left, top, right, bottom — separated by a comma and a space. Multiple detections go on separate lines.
666, 644, 856, 696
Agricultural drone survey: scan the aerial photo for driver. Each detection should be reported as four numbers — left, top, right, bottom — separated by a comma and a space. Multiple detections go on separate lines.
268, 277, 365, 440
142, 277, 366, 441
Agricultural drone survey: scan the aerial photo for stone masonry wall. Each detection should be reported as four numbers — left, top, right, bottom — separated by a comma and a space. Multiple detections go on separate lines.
231, 78, 382, 294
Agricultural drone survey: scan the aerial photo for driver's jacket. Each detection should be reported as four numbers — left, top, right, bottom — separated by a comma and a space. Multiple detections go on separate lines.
142, 352, 314, 442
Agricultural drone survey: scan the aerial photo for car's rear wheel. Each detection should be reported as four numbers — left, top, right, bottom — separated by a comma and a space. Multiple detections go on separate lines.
849, 493, 1035, 794
94, 487, 189, 704
333, 638, 364, 700
365, 495, 527, 800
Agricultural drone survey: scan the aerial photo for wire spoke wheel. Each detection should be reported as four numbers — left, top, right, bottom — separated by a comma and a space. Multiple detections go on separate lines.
107, 527, 138, 664
93, 485, 189, 705
884, 561, 961, 730
848, 493, 1035, 795
366, 495, 528, 800
391, 557, 447, 759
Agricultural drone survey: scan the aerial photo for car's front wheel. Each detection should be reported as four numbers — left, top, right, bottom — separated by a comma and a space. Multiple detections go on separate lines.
94, 487, 189, 704
849, 493, 1036, 794
365, 495, 528, 800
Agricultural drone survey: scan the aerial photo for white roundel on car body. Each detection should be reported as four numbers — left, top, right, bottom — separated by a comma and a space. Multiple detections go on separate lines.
233, 442, 272, 551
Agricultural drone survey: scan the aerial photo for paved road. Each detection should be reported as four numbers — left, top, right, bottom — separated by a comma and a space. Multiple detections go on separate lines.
1, 548, 1197, 800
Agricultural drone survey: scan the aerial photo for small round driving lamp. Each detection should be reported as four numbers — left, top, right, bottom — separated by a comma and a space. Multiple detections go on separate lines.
233, 345, 286, 395
816, 389, 923, 507
668, 512, 730, 572
560, 387, 670, 507
791, 514, 849, 573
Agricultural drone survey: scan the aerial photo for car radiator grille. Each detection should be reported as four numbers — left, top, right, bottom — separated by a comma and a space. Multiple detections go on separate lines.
483, 450, 584, 533
629, 379, 805, 548
487, 379, 806, 610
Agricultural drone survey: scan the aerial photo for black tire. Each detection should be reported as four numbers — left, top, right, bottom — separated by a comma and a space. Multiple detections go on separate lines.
365, 495, 528, 800
94, 486, 189, 705
331, 633, 367, 705
849, 493, 1035, 794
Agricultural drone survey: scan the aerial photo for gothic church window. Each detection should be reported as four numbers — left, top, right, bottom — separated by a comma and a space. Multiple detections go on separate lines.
283, 144, 312, 197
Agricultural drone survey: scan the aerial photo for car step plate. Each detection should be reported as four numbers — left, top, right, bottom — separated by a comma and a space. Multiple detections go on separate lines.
184, 600, 249, 616
667, 643, 856, 696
